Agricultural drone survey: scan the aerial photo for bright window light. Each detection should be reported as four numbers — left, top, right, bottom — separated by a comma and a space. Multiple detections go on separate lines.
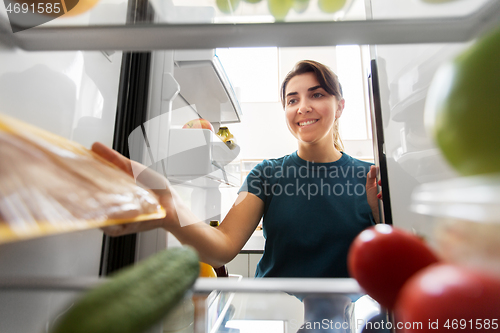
216, 47, 279, 103
336, 45, 369, 140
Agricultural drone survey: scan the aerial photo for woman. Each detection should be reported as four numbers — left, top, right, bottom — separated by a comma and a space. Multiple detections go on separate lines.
92, 60, 381, 278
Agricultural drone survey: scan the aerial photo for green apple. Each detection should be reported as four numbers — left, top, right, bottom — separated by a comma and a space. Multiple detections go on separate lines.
216, 0, 241, 14
293, 0, 309, 13
318, 0, 346, 13
268, 0, 293, 21
425, 26, 500, 176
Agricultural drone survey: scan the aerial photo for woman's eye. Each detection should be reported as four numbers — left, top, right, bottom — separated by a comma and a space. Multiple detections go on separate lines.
287, 99, 297, 105
312, 92, 324, 98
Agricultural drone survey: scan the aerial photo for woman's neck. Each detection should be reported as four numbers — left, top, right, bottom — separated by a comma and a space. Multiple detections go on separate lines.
297, 141, 343, 163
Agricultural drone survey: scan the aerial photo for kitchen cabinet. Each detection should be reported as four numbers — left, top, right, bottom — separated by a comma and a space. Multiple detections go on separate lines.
226, 230, 264, 278
226, 253, 262, 278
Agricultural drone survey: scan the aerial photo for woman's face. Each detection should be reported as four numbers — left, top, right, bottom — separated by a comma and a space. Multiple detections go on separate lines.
284, 72, 344, 146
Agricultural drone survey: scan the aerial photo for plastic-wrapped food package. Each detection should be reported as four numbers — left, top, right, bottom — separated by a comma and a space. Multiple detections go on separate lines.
412, 175, 500, 277
0, 113, 166, 244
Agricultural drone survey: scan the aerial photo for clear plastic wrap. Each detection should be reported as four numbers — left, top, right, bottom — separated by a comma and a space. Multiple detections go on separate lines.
412, 174, 500, 277
0, 113, 166, 244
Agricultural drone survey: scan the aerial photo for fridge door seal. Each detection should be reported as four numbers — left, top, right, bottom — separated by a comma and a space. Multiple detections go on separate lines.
99, 0, 155, 277
368, 59, 393, 225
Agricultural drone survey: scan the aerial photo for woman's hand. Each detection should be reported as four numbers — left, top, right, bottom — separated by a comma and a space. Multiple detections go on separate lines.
91, 142, 181, 236
366, 165, 382, 223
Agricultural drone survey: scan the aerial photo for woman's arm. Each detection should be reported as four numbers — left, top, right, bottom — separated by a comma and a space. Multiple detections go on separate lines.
91, 142, 264, 267
167, 191, 263, 267
366, 165, 381, 224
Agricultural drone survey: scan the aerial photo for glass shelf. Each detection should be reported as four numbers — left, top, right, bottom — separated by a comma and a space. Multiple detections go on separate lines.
0, 0, 499, 51
0, 276, 382, 333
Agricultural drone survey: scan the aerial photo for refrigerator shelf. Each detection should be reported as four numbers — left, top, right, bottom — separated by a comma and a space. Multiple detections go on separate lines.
172, 50, 242, 124
1, 0, 500, 51
0, 275, 368, 333
0, 275, 361, 295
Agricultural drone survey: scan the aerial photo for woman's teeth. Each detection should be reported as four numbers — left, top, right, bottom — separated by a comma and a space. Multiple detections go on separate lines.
299, 119, 318, 126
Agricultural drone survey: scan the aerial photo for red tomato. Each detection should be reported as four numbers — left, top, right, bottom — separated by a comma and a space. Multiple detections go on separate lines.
395, 264, 500, 333
347, 224, 439, 310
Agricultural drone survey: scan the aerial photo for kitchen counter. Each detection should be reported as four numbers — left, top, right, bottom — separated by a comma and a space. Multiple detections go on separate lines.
240, 230, 265, 254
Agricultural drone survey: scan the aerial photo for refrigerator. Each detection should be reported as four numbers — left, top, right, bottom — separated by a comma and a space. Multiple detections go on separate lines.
1, 0, 499, 332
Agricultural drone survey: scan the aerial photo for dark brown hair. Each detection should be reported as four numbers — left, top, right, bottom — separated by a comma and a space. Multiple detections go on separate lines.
280, 60, 344, 151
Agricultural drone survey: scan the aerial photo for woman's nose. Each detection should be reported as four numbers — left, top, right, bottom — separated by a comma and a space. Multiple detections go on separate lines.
298, 102, 312, 114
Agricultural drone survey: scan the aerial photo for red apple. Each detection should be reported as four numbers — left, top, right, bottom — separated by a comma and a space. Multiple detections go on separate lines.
182, 118, 214, 132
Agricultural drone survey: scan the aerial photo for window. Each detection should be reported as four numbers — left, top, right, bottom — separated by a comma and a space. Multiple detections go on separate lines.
216, 47, 279, 103
336, 45, 370, 141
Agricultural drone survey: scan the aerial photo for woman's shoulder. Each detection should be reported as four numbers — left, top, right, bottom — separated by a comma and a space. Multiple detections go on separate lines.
255, 152, 296, 168
343, 153, 374, 169
246, 153, 296, 180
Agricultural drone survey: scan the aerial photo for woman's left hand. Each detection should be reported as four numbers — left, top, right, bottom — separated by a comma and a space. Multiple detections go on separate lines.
366, 165, 382, 223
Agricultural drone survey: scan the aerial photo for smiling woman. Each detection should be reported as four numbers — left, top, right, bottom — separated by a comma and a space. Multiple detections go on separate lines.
91, 59, 382, 281
282, 61, 345, 163
234, 60, 381, 279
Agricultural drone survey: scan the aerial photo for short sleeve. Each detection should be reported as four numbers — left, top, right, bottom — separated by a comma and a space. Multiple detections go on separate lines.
238, 161, 268, 202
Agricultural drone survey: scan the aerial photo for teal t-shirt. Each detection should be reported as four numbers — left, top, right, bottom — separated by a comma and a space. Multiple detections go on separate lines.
239, 151, 375, 278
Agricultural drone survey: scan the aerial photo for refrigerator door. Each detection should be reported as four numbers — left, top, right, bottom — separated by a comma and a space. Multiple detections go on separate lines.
0, 48, 125, 333
0, 2, 127, 333
366, 0, 481, 235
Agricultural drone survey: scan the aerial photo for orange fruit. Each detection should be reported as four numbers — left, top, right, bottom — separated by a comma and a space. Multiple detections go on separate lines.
63, 0, 100, 16
199, 262, 217, 278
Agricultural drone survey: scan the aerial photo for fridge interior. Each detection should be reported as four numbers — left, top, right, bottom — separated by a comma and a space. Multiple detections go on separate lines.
1, 0, 500, 332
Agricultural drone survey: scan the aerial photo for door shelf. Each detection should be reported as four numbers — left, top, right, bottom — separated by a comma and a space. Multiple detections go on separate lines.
166, 129, 240, 188
173, 50, 242, 124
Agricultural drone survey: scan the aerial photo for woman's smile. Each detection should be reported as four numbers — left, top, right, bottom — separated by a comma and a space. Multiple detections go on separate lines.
298, 118, 319, 127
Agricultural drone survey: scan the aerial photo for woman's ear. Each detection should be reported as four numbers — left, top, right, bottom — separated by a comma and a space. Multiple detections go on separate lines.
336, 99, 345, 119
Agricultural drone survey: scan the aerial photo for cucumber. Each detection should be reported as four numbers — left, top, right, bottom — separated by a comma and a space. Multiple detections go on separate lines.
52, 246, 200, 333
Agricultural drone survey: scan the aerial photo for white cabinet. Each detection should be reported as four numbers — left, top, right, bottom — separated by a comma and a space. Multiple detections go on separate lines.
226, 230, 265, 278
249, 253, 262, 277
227, 253, 263, 278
